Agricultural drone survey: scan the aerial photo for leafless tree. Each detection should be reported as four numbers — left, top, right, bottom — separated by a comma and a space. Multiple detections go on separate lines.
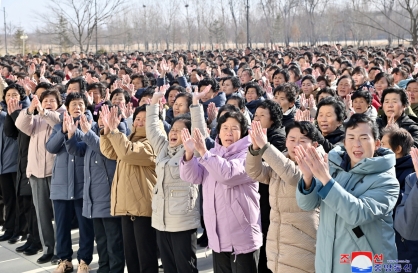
39, 0, 127, 52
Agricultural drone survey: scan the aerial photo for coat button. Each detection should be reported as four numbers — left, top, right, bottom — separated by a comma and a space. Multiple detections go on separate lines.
71, 196, 74, 199
71, 159, 74, 162
95, 161, 97, 164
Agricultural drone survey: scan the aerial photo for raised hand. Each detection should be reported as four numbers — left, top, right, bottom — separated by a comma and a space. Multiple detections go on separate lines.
99, 104, 111, 134
79, 113, 92, 134
193, 84, 212, 105
151, 85, 168, 105
85, 91, 94, 105
181, 128, 195, 161
7, 98, 22, 115
294, 146, 314, 188
343, 94, 352, 112
387, 113, 396, 127
65, 112, 79, 139
28, 63, 36, 77
300, 95, 309, 110
28, 95, 40, 114
295, 109, 311, 122
193, 128, 207, 157
250, 121, 268, 150
308, 94, 316, 110
303, 146, 331, 185
40, 63, 46, 78
122, 102, 134, 118
207, 102, 218, 124
108, 106, 121, 131
264, 79, 273, 99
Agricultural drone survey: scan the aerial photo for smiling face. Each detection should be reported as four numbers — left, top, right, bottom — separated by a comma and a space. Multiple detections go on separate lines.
68, 98, 85, 118
337, 78, 354, 98
352, 97, 369, 114
317, 105, 341, 136
219, 117, 242, 148
301, 79, 315, 97
199, 85, 216, 103
383, 92, 404, 120
133, 111, 146, 128
168, 120, 188, 147
67, 82, 81, 94
173, 96, 189, 117
286, 127, 316, 161
41, 95, 59, 111
245, 88, 258, 103
111, 93, 126, 107
344, 122, 380, 168
325, 69, 337, 82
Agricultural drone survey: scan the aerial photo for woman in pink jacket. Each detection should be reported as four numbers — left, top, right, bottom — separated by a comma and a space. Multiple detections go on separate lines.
180, 110, 262, 273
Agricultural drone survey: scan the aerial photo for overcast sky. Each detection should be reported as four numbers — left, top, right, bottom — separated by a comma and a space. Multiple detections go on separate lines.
2, 0, 43, 31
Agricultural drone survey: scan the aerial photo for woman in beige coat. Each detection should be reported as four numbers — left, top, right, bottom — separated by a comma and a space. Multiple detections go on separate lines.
245, 120, 321, 273
100, 104, 157, 273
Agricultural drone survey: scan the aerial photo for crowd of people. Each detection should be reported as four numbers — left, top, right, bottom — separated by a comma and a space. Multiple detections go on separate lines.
0, 43, 417, 273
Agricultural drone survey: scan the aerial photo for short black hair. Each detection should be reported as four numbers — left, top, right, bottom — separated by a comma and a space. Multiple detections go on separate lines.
344, 113, 379, 140
87, 82, 106, 99
272, 69, 289, 82
216, 111, 248, 145
39, 88, 63, 108
3, 83, 26, 101
217, 104, 241, 121
137, 86, 155, 101
256, 100, 283, 129
244, 82, 263, 98
381, 87, 408, 106
351, 90, 372, 105
224, 76, 241, 89
273, 83, 298, 103
336, 74, 356, 90
285, 121, 320, 142
133, 105, 147, 121
226, 95, 245, 110
35, 82, 52, 94
171, 113, 191, 132
198, 77, 219, 92
382, 125, 414, 157
65, 76, 87, 93
165, 85, 186, 101
374, 72, 394, 87
316, 96, 346, 122
64, 92, 88, 109
174, 92, 193, 109
110, 88, 131, 104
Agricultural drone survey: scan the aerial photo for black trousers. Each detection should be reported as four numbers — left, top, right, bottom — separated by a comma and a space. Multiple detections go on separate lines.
121, 216, 158, 273
93, 217, 125, 273
0, 172, 21, 235
22, 196, 41, 247
258, 234, 272, 273
213, 249, 260, 273
156, 229, 198, 273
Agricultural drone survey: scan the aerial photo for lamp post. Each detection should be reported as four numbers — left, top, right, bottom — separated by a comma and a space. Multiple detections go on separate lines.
143, 5, 148, 51
246, 0, 250, 47
20, 33, 28, 56
185, 4, 190, 50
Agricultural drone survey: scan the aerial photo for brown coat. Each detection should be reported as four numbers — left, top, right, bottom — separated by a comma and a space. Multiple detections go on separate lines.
100, 126, 156, 217
245, 143, 321, 273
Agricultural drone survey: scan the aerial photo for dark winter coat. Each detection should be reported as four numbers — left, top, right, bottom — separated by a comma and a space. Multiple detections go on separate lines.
377, 113, 418, 148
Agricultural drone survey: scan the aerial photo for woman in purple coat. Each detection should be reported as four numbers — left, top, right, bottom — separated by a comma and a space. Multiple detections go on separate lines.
180, 110, 262, 273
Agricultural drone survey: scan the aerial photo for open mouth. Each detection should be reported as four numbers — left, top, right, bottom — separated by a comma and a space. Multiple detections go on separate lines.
353, 151, 363, 158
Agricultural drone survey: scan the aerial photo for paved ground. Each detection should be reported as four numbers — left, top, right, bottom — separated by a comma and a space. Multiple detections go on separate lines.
0, 227, 214, 273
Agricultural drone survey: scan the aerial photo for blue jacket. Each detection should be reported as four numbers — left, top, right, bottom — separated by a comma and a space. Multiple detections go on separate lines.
0, 102, 18, 174
46, 119, 87, 200
201, 92, 226, 118
245, 97, 265, 115
296, 146, 399, 273
78, 123, 127, 218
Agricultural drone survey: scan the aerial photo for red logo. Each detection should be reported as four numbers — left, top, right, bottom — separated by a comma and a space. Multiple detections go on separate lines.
340, 254, 350, 264
373, 254, 384, 264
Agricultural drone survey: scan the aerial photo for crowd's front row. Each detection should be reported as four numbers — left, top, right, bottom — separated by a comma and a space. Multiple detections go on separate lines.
1, 83, 417, 273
